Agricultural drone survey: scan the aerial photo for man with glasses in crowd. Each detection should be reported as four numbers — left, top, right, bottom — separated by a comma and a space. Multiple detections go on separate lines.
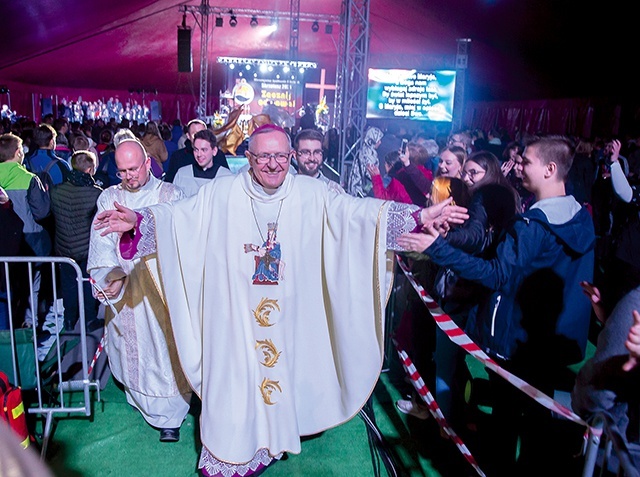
92, 123, 468, 475
87, 136, 190, 443
294, 128, 344, 193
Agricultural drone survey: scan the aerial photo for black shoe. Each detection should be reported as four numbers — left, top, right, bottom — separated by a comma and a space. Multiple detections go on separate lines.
159, 428, 180, 442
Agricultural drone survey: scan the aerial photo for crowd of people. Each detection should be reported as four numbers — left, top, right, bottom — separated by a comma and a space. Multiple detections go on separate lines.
1, 113, 640, 476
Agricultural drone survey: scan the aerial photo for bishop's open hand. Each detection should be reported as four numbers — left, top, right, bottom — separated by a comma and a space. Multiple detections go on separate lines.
94, 201, 137, 236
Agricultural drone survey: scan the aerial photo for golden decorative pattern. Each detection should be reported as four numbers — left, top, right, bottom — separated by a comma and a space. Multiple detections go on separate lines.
252, 298, 280, 327
255, 339, 281, 368
259, 378, 282, 405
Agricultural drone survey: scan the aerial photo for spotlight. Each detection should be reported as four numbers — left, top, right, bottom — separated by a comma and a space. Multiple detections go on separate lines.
229, 14, 237, 27
250, 16, 258, 28
325, 24, 333, 34
215, 16, 223, 28
311, 21, 319, 33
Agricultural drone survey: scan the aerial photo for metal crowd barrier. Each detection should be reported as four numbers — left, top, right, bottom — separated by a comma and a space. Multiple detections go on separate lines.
0, 256, 102, 459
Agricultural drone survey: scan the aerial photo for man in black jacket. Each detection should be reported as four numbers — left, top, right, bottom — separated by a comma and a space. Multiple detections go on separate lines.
50, 150, 103, 331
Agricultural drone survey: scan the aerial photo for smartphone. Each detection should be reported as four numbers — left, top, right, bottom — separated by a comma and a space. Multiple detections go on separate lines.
400, 138, 408, 155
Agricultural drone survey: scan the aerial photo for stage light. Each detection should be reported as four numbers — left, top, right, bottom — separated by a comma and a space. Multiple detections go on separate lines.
311, 21, 319, 33
245, 64, 251, 70
229, 14, 237, 27
215, 16, 223, 28
299, 67, 305, 74
229, 64, 235, 70
325, 24, 333, 34
282, 65, 290, 73
250, 16, 258, 28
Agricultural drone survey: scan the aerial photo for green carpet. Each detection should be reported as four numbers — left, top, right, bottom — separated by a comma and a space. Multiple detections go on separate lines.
38, 370, 467, 477
34, 339, 596, 477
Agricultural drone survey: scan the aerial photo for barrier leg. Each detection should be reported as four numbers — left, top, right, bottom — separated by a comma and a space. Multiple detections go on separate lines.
39, 411, 55, 460
582, 414, 605, 477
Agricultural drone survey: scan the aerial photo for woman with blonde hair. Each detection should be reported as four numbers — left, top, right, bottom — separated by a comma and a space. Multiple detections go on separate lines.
436, 145, 466, 179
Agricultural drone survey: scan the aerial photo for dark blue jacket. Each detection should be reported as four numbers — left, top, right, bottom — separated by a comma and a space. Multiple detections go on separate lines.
427, 196, 595, 364
23, 149, 70, 186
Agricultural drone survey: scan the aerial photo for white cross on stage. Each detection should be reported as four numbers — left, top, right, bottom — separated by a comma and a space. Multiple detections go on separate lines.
305, 69, 336, 103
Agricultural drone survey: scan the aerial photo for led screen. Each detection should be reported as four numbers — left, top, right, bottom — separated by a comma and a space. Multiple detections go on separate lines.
366, 68, 456, 122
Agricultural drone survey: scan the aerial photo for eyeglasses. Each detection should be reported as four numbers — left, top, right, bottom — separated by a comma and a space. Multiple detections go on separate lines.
297, 149, 323, 159
115, 160, 147, 179
247, 151, 291, 164
461, 169, 485, 180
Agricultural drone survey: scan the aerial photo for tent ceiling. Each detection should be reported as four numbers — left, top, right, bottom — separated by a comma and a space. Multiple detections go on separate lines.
0, 1, 635, 102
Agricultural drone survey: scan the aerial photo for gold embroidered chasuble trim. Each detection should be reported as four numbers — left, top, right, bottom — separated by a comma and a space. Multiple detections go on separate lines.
254, 297, 284, 405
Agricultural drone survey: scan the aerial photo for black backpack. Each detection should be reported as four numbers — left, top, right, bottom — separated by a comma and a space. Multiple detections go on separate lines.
23, 155, 59, 193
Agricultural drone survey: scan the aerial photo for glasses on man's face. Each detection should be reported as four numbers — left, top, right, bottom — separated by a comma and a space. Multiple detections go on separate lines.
297, 149, 323, 159
115, 160, 147, 179
248, 151, 291, 164
461, 169, 485, 180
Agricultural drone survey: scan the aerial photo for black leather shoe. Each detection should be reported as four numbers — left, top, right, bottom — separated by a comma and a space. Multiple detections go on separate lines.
159, 428, 180, 442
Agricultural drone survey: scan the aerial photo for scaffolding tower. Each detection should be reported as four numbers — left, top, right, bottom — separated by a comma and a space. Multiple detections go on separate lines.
335, 0, 370, 184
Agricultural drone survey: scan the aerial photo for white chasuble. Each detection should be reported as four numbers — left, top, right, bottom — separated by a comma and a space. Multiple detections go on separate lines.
87, 175, 190, 397
150, 170, 395, 465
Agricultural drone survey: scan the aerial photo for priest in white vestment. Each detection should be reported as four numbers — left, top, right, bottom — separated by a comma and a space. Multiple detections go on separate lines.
87, 138, 192, 443
92, 125, 468, 475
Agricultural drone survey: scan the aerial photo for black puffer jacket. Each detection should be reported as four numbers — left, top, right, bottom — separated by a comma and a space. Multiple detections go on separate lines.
50, 170, 103, 260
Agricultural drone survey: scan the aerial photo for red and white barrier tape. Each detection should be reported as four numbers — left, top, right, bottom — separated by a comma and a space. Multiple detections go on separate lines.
87, 334, 106, 376
395, 255, 587, 426
394, 338, 486, 477
86, 277, 115, 377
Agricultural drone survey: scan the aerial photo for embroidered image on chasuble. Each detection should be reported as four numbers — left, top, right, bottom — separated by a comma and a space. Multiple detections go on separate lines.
244, 222, 284, 285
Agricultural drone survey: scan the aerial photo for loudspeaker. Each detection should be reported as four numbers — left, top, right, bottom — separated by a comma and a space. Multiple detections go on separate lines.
150, 101, 162, 121
41, 98, 53, 117
177, 28, 192, 73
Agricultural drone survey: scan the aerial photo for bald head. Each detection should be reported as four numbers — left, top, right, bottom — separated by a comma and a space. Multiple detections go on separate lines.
115, 139, 150, 191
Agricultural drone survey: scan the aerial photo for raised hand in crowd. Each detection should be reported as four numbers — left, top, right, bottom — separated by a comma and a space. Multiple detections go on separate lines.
609, 138, 622, 163
623, 309, 640, 372
580, 281, 607, 324
366, 163, 381, 177
501, 157, 515, 176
